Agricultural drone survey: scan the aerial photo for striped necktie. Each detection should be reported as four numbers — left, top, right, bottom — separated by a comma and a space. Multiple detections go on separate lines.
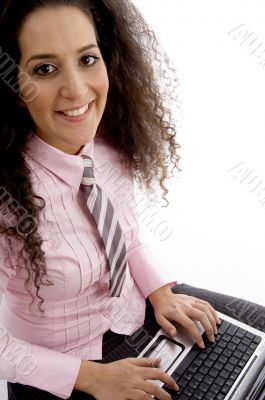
80, 155, 127, 297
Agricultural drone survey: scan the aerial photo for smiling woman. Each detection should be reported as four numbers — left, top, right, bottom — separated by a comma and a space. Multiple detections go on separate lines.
17, 6, 109, 154
0, 1, 182, 399
0, 1, 265, 400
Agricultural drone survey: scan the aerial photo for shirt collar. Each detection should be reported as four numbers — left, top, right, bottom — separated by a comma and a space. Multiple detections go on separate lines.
24, 131, 94, 192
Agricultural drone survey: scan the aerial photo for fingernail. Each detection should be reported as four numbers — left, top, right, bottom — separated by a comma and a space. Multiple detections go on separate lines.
175, 382, 179, 391
170, 329, 175, 336
210, 335, 215, 342
200, 340, 205, 348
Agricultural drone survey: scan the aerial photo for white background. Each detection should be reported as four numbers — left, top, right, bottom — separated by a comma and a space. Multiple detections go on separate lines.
132, 0, 265, 308
1, 0, 265, 398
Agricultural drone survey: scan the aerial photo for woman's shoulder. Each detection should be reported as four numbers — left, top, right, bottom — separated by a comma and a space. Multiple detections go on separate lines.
94, 138, 128, 168
94, 138, 133, 182
94, 138, 120, 160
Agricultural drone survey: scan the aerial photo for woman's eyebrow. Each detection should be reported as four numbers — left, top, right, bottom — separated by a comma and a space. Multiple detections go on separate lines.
24, 43, 99, 67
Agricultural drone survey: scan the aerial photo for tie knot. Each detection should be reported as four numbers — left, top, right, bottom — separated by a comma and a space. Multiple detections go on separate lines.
81, 155, 95, 185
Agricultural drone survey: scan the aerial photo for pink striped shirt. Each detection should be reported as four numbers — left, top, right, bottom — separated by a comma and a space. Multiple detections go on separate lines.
0, 132, 175, 398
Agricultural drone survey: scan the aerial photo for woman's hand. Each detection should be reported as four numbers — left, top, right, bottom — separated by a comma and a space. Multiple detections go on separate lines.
148, 285, 221, 349
86, 357, 178, 400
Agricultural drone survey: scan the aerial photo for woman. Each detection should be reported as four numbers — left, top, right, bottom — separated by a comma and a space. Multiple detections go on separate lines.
0, 1, 264, 399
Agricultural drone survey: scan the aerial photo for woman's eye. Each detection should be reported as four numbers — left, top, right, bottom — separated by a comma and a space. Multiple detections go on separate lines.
34, 64, 56, 76
33, 55, 99, 77
80, 55, 99, 66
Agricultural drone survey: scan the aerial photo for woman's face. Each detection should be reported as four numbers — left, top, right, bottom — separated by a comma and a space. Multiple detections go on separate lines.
18, 6, 109, 154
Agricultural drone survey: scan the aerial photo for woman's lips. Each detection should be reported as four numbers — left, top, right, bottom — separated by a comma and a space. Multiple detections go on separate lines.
55, 101, 94, 123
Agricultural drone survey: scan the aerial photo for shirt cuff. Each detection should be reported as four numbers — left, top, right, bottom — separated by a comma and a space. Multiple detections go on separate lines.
17, 344, 81, 399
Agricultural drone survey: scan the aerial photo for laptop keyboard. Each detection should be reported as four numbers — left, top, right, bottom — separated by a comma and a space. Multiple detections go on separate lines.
163, 319, 262, 400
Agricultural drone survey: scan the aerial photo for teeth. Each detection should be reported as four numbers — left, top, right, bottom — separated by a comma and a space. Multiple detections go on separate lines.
62, 103, 89, 117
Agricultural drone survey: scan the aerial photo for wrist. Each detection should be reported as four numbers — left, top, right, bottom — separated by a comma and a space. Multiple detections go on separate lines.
74, 360, 102, 393
148, 283, 172, 306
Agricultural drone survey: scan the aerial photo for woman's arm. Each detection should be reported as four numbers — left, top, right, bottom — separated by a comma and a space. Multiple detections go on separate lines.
74, 360, 99, 392
0, 262, 81, 399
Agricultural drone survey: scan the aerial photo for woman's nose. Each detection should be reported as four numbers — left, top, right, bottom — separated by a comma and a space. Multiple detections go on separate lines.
60, 68, 87, 99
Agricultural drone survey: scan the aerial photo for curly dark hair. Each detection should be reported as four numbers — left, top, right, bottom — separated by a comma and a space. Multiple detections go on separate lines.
0, 0, 181, 314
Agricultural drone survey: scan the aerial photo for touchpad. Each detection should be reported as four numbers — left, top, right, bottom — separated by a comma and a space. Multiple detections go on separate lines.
141, 334, 184, 372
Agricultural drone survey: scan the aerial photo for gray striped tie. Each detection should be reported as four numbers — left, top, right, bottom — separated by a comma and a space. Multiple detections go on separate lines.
80, 155, 127, 296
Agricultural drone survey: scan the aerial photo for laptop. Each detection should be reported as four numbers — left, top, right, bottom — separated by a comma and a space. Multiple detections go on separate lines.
137, 312, 265, 399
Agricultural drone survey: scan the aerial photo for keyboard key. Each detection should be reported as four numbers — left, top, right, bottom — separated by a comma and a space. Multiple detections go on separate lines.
194, 359, 204, 367
242, 353, 251, 362
224, 363, 234, 372
235, 328, 246, 339
231, 336, 241, 345
246, 347, 255, 356
205, 392, 216, 400
227, 343, 237, 351
216, 394, 226, 400
221, 385, 231, 395
217, 340, 227, 349
233, 366, 242, 375
217, 320, 229, 334
187, 365, 198, 374
210, 383, 221, 394
226, 379, 235, 388
238, 343, 247, 352
198, 352, 208, 361
188, 380, 199, 390
229, 356, 239, 366
222, 333, 232, 342
230, 372, 239, 380
178, 395, 189, 400
253, 336, 262, 345
198, 382, 209, 393
226, 325, 238, 336
242, 337, 252, 346
200, 366, 209, 375
214, 362, 223, 371
204, 360, 214, 368
194, 372, 205, 383
182, 386, 194, 397
245, 331, 255, 340
209, 369, 219, 379
219, 355, 229, 364
238, 359, 247, 368
193, 390, 204, 399
209, 353, 219, 361
223, 349, 233, 358
179, 378, 189, 388
183, 371, 193, 381
220, 370, 230, 380
203, 376, 214, 386
215, 377, 225, 386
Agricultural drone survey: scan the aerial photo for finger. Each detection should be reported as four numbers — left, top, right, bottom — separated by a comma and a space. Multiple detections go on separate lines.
129, 357, 161, 368
127, 388, 156, 400
193, 298, 221, 324
192, 302, 218, 338
140, 367, 179, 392
156, 369, 179, 392
155, 314, 177, 337
174, 313, 205, 348
188, 307, 215, 343
134, 381, 171, 400
127, 388, 153, 400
